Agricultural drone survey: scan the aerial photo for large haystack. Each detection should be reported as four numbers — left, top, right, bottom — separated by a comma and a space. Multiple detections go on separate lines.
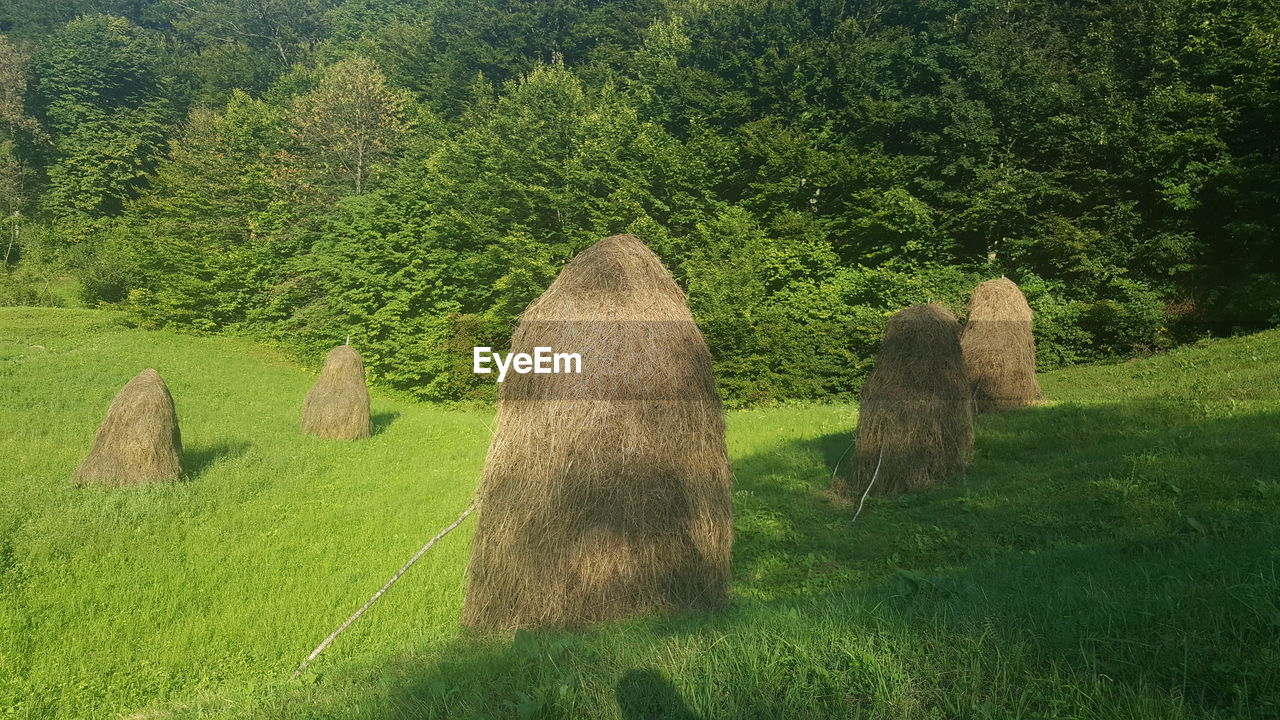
962, 277, 1043, 412
462, 234, 733, 631
837, 303, 973, 498
301, 345, 372, 440
74, 369, 183, 486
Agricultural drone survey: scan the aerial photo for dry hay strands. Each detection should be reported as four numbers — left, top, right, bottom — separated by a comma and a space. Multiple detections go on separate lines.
301, 345, 372, 440
74, 368, 183, 487
837, 303, 974, 499
962, 277, 1044, 413
462, 233, 733, 631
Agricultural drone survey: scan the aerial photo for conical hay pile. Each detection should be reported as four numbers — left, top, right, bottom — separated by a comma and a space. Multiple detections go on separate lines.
962, 277, 1043, 412
462, 234, 733, 631
837, 303, 973, 498
74, 368, 183, 486
301, 345, 372, 440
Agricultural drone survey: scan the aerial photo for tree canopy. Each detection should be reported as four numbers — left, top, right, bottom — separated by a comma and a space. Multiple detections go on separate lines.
1, 0, 1277, 404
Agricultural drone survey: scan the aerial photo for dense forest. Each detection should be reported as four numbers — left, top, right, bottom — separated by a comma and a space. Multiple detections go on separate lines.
1, 0, 1277, 404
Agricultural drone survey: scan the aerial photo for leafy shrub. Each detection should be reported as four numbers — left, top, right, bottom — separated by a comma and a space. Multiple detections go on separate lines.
1023, 274, 1171, 368
687, 230, 985, 405
1077, 278, 1170, 357
0, 275, 66, 307
77, 224, 143, 305
0, 234, 73, 308
1207, 273, 1280, 330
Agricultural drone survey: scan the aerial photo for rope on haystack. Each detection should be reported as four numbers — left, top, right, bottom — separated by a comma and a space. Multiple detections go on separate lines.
291, 502, 476, 678
851, 447, 884, 525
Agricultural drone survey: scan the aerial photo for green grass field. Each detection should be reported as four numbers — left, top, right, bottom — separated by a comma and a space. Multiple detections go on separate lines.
1, 307, 1277, 719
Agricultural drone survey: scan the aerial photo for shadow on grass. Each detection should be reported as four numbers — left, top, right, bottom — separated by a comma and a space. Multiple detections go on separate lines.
814, 430, 853, 475
183, 442, 250, 480
289, 400, 1280, 719
616, 668, 701, 720
372, 411, 400, 436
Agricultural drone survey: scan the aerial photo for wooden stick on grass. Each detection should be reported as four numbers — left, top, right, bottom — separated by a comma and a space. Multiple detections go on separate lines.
292, 503, 476, 678
851, 447, 884, 525
829, 443, 854, 488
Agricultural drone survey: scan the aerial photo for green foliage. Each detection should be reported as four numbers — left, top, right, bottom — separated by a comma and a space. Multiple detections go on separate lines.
27, 15, 172, 238
241, 64, 717, 400
0, 140, 34, 264
367, 0, 661, 115
683, 206, 985, 403
0, 36, 40, 139
263, 188, 467, 399
0, 266, 66, 307
40, 109, 167, 219
2, 0, 1277, 403
75, 220, 143, 305
118, 90, 291, 330
288, 55, 414, 195
27, 15, 166, 129
1020, 273, 1173, 369
167, 0, 336, 100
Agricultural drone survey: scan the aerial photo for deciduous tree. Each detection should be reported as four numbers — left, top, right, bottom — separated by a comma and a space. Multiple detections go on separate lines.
289, 56, 411, 196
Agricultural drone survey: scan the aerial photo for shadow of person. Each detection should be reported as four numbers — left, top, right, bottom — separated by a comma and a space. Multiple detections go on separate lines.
616, 668, 701, 720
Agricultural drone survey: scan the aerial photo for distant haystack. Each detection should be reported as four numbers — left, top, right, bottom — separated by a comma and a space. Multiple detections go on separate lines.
301, 345, 372, 440
462, 234, 733, 631
74, 369, 183, 486
837, 303, 973, 498
962, 277, 1043, 412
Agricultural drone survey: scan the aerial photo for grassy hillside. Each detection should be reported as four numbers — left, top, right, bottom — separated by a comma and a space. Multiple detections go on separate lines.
1, 307, 1277, 719
0, 309, 490, 717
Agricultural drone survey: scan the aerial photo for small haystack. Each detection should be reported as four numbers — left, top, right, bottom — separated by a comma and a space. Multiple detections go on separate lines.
301, 345, 372, 440
74, 369, 183, 486
962, 277, 1043, 412
462, 234, 733, 631
837, 303, 973, 498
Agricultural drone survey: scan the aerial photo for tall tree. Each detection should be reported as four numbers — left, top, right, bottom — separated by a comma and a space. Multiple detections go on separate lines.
169, 0, 335, 65
0, 35, 41, 265
167, 0, 336, 99
0, 35, 40, 137
0, 140, 31, 265
125, 90, 289, 328
29, 15, 171, 233
289, 56, 412, 196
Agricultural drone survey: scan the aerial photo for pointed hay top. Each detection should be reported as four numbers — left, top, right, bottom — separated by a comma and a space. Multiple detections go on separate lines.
320, 345, 365, 376
523, 234, 688, 322
967, 277, 1032, 323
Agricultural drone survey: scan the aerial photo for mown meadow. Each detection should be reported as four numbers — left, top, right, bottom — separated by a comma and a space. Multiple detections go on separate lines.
1, 306, 1277, 719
